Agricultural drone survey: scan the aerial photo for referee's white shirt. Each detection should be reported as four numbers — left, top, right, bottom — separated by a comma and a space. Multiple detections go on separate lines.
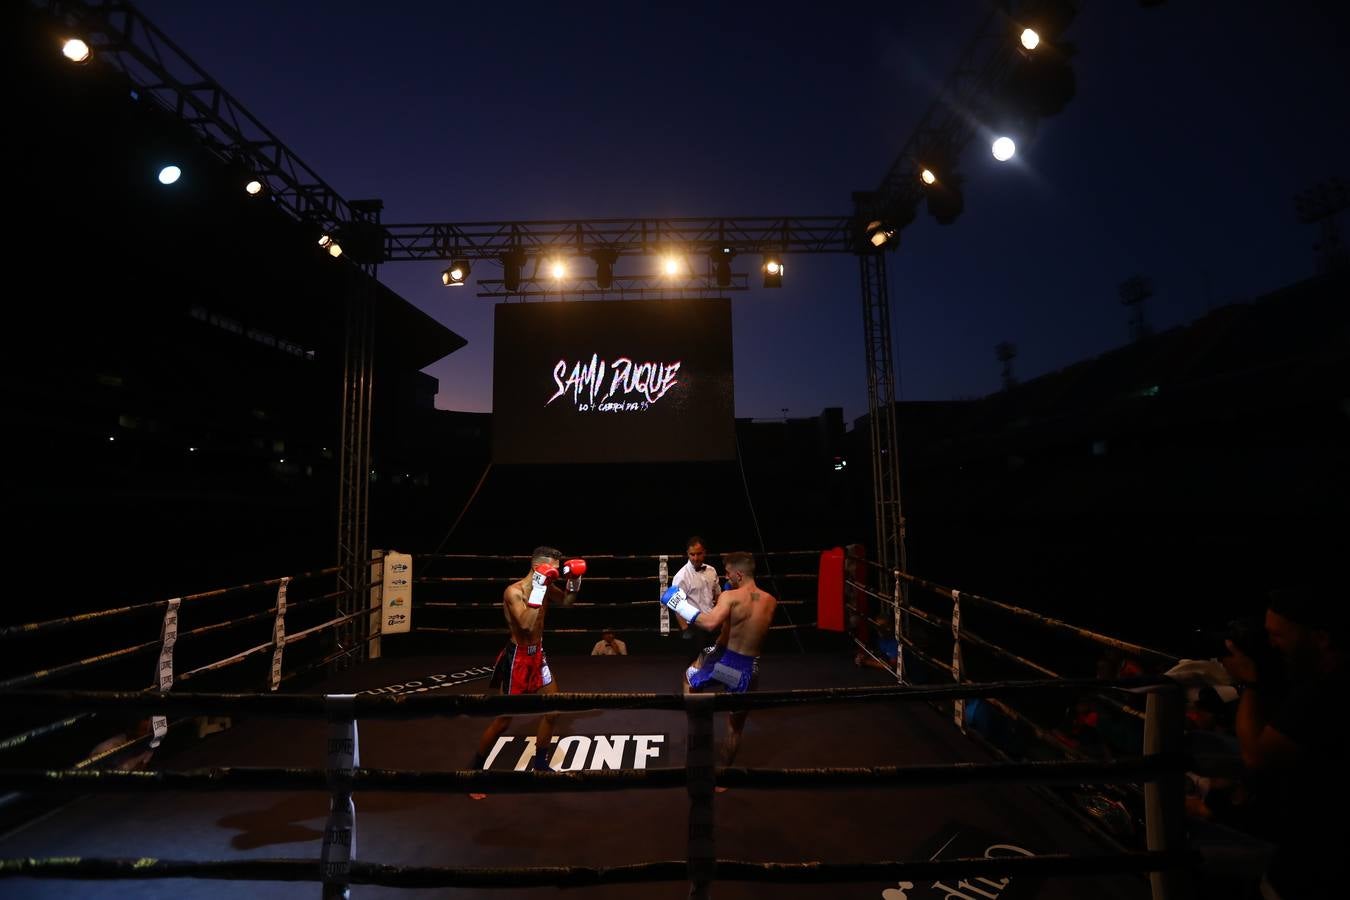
672, 559, 721, 614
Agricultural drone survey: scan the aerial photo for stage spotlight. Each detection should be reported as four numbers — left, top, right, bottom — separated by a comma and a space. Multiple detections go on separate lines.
318, 233, 343, 257
62, 38, 91, 64
662, 255, 683, 276
867, 220, 897, 247
244, 178, 266, 197
992, 136, 1017, 161
712, 247, 736, 287
591, 248, 619, 289
1020, 28, 1040, 50
762, 256, 784, 288
157, 165, 182, 185
334, 209, 387, 265
550, 259, 567, 280
920, 168, 937, 185
925, 174, 965, 225
864, 219, 901, 247
502, 250, 527, 292
1001, 42, 1077, 119
441, 259, 470, 286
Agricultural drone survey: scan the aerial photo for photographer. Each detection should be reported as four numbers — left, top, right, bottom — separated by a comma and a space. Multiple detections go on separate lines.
1222, 587, 1347, 899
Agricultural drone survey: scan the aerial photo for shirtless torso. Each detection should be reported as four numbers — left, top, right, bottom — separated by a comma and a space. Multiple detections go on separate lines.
716, 578, 777, 658
501, 574, 559, 647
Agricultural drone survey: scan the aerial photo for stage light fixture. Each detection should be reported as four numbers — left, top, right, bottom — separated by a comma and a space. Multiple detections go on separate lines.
244, 178, 266, 197
502, 249, 527, 292
920, 168, 937, 185
762, 255, 784, 288
591, 248, 619, 289
1020, 28, 1041, 50
864, 220, 899, 248
318, 233, 343, 257
925, 175, 965, 225
992, 136, 1017, 161
63, 38, 91, 63
441, 259, 470, 286
662, 255, 683, 276
157, 165, 182, 185
712, 247, 736, 287
550, 259, 567, 280
1000, 40, 1077, 120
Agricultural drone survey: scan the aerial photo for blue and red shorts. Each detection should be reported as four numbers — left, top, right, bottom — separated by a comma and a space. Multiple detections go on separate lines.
490, 642, 553, 695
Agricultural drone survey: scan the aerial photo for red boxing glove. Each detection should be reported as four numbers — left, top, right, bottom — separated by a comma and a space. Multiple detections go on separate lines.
562, 559, 587, 593
527, 564, 559, 608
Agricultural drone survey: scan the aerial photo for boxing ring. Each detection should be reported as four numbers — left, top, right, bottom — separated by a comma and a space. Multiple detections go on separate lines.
0, 550, 1211, 899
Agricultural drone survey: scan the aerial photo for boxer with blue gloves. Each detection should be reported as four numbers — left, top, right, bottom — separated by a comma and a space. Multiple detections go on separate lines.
665, 551, 777, 772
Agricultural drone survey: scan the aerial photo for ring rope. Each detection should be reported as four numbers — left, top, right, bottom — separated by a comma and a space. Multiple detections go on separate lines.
0, 678, 1177, 720
0, 639, 162, 692
0, 714, 93, 754
0, 850, 1195, 886
844, 578, 895, 608
0, 753, 1189, 795
892, 638, 1103, 766
0, 677, 164, 756
417, 598, 808, 609
893, 570, 1176, 662
0, 565, 342, 641
0, 591, 357, 695
280, 631, 384, 687
7, 633, 382, 761
414, 550, 822, 563
850, 556, 893, 574
72, 717, 189, 771
857, 587, 1149, 723
0, 670, 1192, 891
0, 585, 369, 691
178, 607, 370, 682
901, 607, 1147, 722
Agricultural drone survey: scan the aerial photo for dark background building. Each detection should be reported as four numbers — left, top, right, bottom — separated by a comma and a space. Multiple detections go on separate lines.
865, 269, 1350, 653
5, 4, 465, 623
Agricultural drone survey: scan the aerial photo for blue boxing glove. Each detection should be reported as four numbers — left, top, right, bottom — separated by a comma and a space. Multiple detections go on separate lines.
660, 585, 702, 624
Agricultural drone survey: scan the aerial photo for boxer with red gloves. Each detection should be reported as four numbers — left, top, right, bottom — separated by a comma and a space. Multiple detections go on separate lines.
470, 546, 586, 798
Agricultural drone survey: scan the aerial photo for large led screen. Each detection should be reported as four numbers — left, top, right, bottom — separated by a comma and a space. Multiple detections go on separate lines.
492, 298, 734, 464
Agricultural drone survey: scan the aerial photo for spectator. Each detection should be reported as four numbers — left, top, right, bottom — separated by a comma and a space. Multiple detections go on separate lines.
855, 612, 899, 672
1222, 586, 1347, 899
86, 717, 154, 771
591, 629, 627, 656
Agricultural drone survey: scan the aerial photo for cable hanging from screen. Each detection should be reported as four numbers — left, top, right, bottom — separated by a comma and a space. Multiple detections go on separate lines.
424, 462, 494, 574
735, 428, 806, 654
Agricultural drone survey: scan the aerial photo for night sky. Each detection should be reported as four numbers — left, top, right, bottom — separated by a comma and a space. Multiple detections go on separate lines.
134, 1, 1350, 422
